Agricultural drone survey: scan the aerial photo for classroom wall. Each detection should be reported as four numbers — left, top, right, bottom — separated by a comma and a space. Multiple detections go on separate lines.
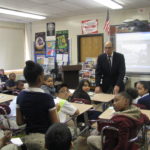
31, 7, 150, 87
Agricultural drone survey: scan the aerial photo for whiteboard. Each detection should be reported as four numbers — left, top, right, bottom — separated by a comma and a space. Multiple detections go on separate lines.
116, 32, 150, 74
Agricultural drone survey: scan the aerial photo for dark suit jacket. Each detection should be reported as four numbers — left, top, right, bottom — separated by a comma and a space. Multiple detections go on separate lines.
96, 52, 125, 93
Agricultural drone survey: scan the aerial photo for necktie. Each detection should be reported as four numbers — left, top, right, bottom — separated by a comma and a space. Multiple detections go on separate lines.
108, 56, 111, 71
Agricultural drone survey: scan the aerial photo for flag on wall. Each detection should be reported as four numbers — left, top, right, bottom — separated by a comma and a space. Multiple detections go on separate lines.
103, 10, 110, 35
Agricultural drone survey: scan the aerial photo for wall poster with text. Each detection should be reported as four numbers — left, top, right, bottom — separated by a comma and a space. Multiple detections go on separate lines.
56, 30, 68, 54
81, 19, 98, 34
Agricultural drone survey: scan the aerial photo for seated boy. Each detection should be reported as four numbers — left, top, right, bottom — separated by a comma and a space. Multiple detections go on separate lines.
55, 84, 79, 123
41, 75, 56, 98
0, 69, 8, 82
13, 80, 24, 95
45, 123, 72, 150
5, 73, 16, 91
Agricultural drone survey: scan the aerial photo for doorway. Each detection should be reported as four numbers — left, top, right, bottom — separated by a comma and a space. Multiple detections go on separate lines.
77, 34, 104, 62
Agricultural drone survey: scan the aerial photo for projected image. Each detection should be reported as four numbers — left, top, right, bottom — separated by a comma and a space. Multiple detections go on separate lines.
116, 32, 150, 73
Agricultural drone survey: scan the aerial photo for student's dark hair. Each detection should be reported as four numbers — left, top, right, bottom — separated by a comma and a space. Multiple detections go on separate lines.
77, 79, 90, 91
72, 79, 90, 96
23, 60, 44, 84
9, 72, 16, 78
16, 80, 24, 86
55, 83, 68, 93
71, 79, 91, 102
119, 88, 138, 105
136, 81, 150, 92
45, 123, 72, 150
43, 74, 53, 81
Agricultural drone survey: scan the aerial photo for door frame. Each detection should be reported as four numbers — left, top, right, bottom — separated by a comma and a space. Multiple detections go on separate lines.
77, 34, 104, 62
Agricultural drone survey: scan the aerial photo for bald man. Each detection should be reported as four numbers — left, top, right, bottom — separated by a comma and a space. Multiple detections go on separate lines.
95, 41, 125, 94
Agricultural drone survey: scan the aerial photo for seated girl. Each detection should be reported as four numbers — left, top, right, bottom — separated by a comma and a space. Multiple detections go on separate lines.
136, 81, 150, 109
16, 60, 59, 134
71, 79, 101, 122
71, 79, 91, 104
87, 88, 149, 150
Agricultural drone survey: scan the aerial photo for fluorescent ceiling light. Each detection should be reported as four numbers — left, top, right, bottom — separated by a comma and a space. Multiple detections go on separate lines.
93, 0, 123, 9
0, 8, 46, 20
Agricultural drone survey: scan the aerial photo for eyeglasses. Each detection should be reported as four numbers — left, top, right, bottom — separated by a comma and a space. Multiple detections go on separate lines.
105, 47, 112, 49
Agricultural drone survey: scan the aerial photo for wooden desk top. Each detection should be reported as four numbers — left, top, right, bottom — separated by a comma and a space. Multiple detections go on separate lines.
0, 93, 15, 103
99, 107, 115, 119
72, 103, 93, 115
141, 109, 150, 120
99, 107, 150, 120
91, 93, 114, 102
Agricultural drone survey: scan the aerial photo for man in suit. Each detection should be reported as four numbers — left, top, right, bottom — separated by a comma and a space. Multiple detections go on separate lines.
95, 41, 125, 94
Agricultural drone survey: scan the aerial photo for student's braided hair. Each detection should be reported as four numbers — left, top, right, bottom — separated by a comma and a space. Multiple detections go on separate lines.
119, 88, 138, 105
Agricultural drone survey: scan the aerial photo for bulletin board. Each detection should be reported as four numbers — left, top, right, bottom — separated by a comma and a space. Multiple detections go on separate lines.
34, 30, 70, 74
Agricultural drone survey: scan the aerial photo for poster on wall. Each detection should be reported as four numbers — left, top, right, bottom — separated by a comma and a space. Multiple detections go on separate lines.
36, 55, 45, 65
81, 19, 98, 34
35, 55, 55, 73
56, 30, 68, 54
35, 32, 46, 54
47, 22, 55, 36
46, 41, 55, 57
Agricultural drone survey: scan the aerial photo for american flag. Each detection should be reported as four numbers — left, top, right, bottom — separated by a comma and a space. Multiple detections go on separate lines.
103, 10, 110, 35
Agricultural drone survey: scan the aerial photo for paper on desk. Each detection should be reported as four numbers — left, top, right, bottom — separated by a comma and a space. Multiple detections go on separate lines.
11, 138, 23, 146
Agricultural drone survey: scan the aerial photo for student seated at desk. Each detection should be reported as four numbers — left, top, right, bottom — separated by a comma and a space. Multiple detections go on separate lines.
45, 123, 72, 150
0, 105, 18, 150
136, 81, 150, 109
41, 75, 56, 98
87, 88, 149, 150
0, 69, 8, 82
13, 80, 24, 95
5, 73, 16, 91
55, 83, 79, 123
16, 60, 59, 134
71, 79, 101, 122
71, 79, 91, 103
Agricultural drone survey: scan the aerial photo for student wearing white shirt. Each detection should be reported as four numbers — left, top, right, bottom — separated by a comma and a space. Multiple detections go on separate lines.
136, 81, 150, 109
55, 84, 79, 123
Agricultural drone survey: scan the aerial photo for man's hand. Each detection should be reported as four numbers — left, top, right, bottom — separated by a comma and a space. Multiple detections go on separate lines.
95, 86, 102, 93
113, 85, 120, 95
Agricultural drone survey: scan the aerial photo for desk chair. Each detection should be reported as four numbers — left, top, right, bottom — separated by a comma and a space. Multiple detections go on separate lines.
101, 124, 148, 150
70, 98, 91, 104
97, 116, 149, 150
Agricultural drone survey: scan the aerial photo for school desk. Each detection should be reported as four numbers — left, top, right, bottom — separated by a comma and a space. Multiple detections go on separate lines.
0, 93, 15, 103
99, 106, 150, 120
91, 93, 114, 102
91, 93, 114, 111
71, 103, 93, 138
